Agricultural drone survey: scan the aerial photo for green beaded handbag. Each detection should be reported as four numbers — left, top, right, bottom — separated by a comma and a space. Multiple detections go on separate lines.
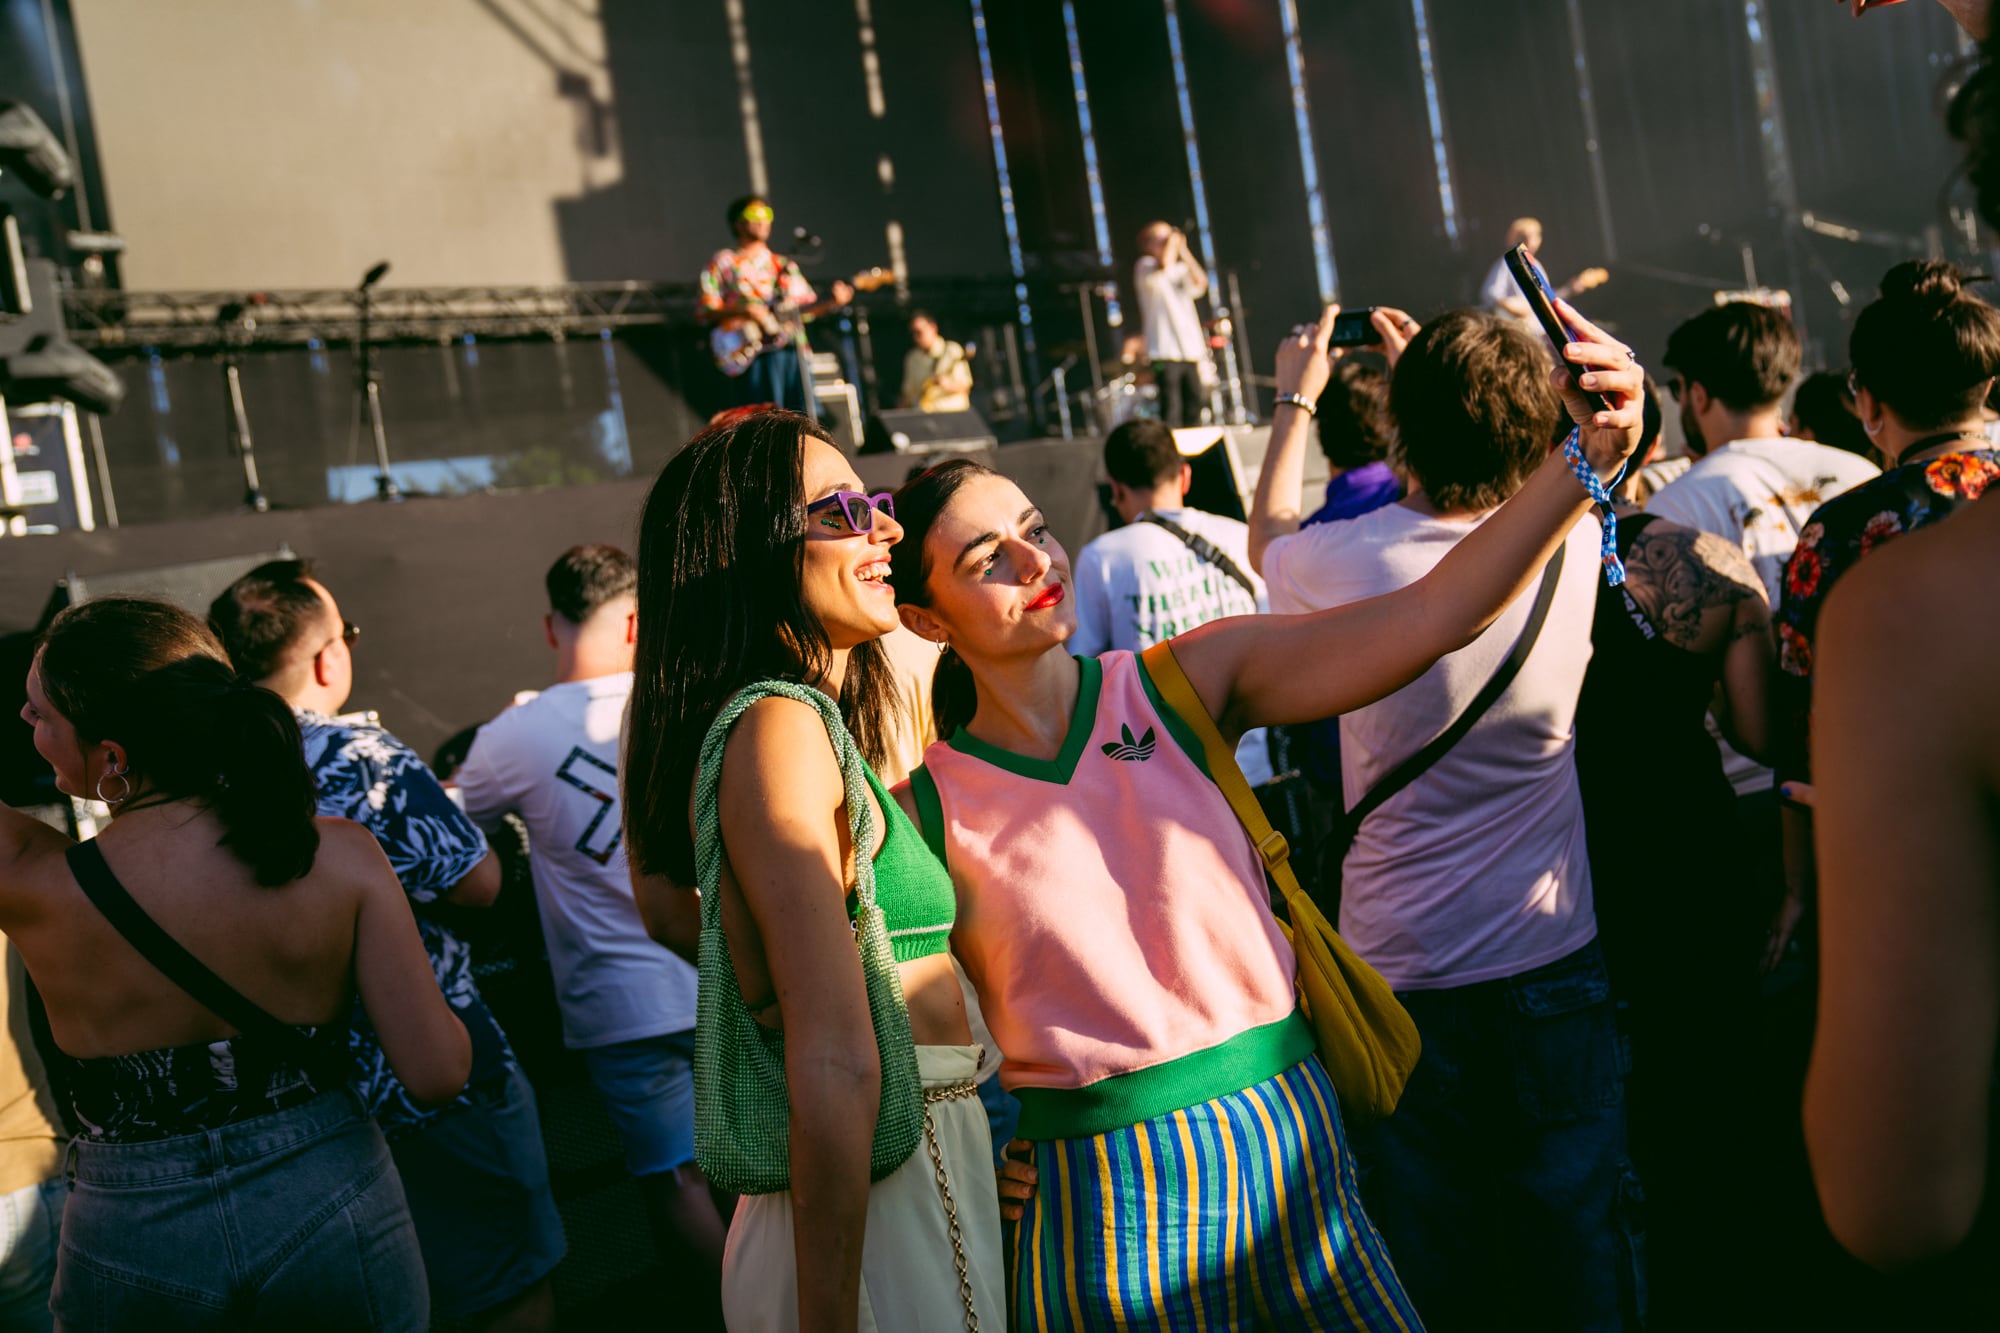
691, 680, 925, 1196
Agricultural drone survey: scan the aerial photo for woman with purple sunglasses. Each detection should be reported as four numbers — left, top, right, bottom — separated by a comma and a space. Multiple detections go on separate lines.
623, 410, 1005, 1333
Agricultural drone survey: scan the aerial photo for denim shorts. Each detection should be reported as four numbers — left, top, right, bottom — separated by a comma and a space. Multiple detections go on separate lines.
389, 1063, 566, 1320
51, 1089, 426, 1331
579, 1028, 696, 1177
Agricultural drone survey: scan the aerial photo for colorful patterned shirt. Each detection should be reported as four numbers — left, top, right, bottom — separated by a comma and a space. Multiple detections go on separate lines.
297, 710, 511, 1135
698, 246, 817, 317
1773, 448, 2000, 781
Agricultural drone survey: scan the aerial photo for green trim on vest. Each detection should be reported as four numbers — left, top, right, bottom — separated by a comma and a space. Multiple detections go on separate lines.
1133, 647, 1213, 778
945, 655, 1102, 784
1010, 1012, 1317, 1141
907, 765, 949, 871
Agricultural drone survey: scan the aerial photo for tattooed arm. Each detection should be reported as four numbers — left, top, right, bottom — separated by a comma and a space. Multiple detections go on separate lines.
1621, 516, 1774, 760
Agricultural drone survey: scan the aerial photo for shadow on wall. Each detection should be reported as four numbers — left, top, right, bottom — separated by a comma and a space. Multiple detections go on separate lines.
552, 1, 749, 283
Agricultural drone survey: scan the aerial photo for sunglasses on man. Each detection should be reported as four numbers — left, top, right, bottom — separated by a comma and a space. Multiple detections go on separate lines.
738, 204, 775, 224
806, 490, 896, 535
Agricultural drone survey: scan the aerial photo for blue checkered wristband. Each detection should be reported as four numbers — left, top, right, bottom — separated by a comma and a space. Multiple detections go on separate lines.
1561, 426, 1628, 586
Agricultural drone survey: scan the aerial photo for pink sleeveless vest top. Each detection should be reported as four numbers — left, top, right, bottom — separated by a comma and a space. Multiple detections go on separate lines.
910, 652, 1305, 1138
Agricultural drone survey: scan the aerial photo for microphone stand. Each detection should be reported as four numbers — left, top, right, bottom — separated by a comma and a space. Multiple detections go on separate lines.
355, 261, 399, 500
216, 301, 268, 512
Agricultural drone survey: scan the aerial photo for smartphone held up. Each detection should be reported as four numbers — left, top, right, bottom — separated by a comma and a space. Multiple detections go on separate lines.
1504, 243, 1611, 417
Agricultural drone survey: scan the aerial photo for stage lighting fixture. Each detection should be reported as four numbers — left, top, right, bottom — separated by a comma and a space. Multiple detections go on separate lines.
0, 102, 74, 200
0, 259, 124, 414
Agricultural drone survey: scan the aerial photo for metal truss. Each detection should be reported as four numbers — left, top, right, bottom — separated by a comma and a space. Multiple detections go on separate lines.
60, 281, 704, 354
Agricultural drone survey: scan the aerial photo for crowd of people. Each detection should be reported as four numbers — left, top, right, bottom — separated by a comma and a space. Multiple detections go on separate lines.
0, 3, 1994, 1331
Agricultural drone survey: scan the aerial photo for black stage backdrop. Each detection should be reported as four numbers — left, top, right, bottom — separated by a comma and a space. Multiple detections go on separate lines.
0, 437, 1112, 781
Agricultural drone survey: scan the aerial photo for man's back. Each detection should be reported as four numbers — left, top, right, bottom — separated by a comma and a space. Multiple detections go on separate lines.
1647, 436, 1880, 602
1263, 503, 1602, 991
1070, 508, 1264, 655
298, 709, 497, 1129
454, 674, 696, 1051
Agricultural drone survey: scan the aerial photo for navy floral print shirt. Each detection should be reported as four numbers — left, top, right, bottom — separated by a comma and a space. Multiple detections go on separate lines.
1774, 448, 1999, 782
298, 710, 509, 1134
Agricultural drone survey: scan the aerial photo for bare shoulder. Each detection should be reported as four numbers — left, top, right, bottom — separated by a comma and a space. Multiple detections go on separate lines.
1621, 513, 1765, 650
309, 817, 396, 895
1631, 514, 1761, 598
717, 695, 843, 810
1822, 499, 2000, 684
1683, 526, 1765, 601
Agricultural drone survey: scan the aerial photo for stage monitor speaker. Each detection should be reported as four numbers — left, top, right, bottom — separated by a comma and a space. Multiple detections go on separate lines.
815, 379, 862, 454
43, 546, 298, 628
862, 407, 998, 456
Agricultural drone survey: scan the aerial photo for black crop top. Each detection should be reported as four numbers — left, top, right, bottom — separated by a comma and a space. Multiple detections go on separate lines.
60, 840, 353, 1143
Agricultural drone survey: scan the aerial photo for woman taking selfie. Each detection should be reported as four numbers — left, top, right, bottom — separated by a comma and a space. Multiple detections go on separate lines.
621, 410, 1004, 1333
887, 306, 1644, 1329
3, 597, 469, 1329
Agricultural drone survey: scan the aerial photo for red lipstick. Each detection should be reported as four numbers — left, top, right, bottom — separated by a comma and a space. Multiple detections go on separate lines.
1027, 583, 1066, 611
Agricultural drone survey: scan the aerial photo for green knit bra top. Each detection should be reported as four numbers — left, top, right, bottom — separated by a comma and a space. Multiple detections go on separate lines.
856, 765, 955, 962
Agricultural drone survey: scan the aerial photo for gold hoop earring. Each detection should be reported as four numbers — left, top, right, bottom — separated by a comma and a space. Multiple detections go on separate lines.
95, 767, 131, 806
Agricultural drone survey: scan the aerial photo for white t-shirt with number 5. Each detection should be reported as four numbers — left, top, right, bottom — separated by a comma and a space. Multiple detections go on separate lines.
455, 671, 697, 1049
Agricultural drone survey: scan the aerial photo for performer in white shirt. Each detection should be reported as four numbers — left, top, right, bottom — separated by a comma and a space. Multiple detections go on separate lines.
1479, 217, 1608, 325
1134, 221, 1213, 426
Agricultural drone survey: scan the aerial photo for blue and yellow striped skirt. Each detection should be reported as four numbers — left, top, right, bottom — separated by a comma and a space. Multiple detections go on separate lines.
1012, 1056, 1423, 1331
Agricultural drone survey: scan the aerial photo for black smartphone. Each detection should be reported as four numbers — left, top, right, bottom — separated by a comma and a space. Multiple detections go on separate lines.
1503, 243, 1609, 416
1329, 307, 1384, 348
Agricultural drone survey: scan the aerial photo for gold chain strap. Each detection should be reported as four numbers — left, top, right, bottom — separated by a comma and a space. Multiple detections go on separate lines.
921, 1081, 981, 1333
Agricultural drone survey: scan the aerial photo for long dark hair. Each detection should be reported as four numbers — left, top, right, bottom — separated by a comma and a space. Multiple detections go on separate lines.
1950, 37, 2000, 230
1849, 260, 2000, 430
887, 459, 996, 741
38, 597, 319, 887
623, 410, 895, 885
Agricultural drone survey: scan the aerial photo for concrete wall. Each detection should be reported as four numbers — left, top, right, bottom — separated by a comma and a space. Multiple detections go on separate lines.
70, 0, 622, 289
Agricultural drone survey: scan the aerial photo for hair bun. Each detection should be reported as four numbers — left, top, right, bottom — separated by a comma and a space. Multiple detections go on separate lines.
1880, 259, 1966, 309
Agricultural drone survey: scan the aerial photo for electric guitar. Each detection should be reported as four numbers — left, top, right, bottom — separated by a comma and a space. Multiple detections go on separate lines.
1559, 266, 1610, 298
710, 267, 894, 377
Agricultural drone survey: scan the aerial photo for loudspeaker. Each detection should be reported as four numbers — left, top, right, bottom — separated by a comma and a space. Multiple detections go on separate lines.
46, 547, 297, 625
862, 407, 998, 455
0, 547, 298, 807
815, 379, 863, 454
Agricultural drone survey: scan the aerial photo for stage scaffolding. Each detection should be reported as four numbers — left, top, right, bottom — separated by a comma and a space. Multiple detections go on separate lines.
60, 281, 701, 353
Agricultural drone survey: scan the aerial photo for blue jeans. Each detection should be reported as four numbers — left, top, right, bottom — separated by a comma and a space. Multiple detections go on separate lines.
51, 1089, 426, 1331
1354, 940, 1645, 1333
739, 345, 814, 415
389, 1064, 565, 1320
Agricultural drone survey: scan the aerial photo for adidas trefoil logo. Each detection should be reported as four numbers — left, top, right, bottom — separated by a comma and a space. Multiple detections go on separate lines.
1100, 723, 1156, 762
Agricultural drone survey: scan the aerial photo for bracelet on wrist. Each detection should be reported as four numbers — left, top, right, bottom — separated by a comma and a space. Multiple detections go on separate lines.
1560, 426, 1628, 587
1275, 392, 1317, 416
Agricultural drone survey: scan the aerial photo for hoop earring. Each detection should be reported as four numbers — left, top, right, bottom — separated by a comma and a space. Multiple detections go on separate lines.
95, 767, 131, 806
937, 639, 950, 655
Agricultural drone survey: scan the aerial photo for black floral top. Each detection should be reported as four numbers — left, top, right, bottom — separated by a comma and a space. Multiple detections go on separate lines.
1774, 448, 2000, 781
67, 1027, 352, 1143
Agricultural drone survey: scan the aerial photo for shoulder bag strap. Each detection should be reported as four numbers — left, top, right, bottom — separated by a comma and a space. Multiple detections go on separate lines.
64, 841, 325, 1064
1137, 512, 1259, 599
1342, 548, 1564, 834
1138, 641, 1307, 915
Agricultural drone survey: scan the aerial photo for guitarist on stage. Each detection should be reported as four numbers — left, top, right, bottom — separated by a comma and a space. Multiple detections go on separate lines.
698, 195, 853, 412
1481, 216, 1608, 323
